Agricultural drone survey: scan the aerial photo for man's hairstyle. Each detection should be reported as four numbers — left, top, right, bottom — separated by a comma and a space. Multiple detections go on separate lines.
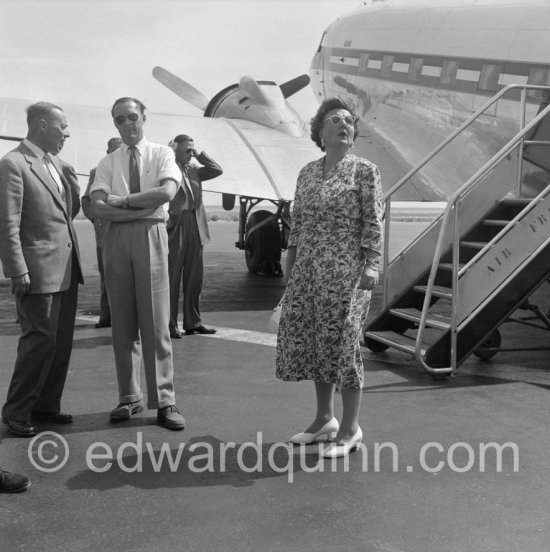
107, 140, 122, 149
110, 97, 147, 117
309, 97, 359, 152
107, 137, 122, 152
26, 102, 63, 126
173, 134, 193, 144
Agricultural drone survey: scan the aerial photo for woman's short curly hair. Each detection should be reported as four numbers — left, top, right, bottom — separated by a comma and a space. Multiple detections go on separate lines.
310, 97, 359, 151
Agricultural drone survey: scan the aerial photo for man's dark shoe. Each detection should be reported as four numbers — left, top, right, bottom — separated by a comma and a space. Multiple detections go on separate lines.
170, 328, 184, 339
110, 399, 145, 422
185, 325, 217, 335
0, 468, 30, 493
157, 405, 186, 431
95, 320, 111, 329
2, 417, 37, 437
32, 411, 73, 424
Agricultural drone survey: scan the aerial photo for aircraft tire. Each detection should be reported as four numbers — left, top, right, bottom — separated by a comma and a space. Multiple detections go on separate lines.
473, 329, 501, 361
245, 209, 283, 276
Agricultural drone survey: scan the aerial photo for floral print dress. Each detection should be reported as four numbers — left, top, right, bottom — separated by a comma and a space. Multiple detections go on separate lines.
275, 154, 383, 390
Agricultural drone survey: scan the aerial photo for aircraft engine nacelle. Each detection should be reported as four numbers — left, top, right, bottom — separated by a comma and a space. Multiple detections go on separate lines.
204, 76, 306, 138
152, 66, 310, 139
152, 66, 312, 276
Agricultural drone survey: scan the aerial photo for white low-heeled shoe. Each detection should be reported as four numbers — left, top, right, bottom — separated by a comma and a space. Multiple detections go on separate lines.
290, 417, 339, 444
320, 426, 363, 458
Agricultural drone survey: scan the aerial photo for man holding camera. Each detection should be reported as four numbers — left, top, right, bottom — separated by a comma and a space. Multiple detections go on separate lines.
168, 134, 222, 338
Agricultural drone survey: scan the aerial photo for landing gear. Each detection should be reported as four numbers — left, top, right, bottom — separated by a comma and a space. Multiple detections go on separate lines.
236, 197, 291, 277
245, 210, 282, 275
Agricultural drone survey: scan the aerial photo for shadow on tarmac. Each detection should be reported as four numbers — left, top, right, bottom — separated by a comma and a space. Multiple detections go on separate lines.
66, 436, 325, 491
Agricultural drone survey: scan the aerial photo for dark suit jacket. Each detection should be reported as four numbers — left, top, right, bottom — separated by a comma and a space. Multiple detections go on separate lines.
0, 141, 84, 294
168, 151, 223, 245
81, 167, 109, 246
60, 158, 82, 221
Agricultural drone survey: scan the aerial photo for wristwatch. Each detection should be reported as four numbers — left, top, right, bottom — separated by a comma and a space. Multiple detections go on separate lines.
122, 196, 130, 209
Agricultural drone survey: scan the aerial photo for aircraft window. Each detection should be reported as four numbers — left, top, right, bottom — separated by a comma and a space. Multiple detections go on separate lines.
408, 58, 423, 81
527, 67, 550, 98
440, 61, 458, 85
528, 67, 549, 85
478, 64, 502, 92
359, 53, 370, 73
381, 55, 394, 77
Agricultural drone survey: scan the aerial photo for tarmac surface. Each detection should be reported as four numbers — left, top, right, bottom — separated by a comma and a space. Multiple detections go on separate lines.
1, 219, 549, 552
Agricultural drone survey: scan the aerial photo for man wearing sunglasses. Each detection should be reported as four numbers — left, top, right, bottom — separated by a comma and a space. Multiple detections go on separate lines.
89, 97, 186, 431
167, 134, 223, 338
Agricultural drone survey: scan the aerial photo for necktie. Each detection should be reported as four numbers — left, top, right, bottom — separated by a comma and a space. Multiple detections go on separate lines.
43, 155, 66, 202
183, 166, 195, 208
129, 146, 140, 193
189, 172, 200, 210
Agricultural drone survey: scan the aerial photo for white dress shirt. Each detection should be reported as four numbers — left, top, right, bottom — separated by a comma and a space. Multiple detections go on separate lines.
90, 138, 181, 219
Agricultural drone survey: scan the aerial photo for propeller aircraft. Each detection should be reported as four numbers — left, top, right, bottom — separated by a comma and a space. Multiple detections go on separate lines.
1, 0, 549, 276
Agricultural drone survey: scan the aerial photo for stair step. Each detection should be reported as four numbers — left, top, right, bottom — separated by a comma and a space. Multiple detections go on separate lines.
499, 198, 531, 207
364, 330, 424, 356
460, 241, 487, 249
390, 308, 451, 330
439, 262, 465, 271
413, 285, 452, 299
483, 219, 509, 227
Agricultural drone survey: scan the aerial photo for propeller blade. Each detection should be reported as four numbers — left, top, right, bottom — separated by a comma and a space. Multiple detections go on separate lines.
152, 66, 209, 111
279, 74, 310, 98
0, 135, 23, 142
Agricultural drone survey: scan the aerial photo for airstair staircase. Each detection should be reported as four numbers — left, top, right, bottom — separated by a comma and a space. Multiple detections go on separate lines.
364, 84, 550, 377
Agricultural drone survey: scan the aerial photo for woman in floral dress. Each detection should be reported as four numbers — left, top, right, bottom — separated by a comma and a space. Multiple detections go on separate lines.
276, 97, 383, 458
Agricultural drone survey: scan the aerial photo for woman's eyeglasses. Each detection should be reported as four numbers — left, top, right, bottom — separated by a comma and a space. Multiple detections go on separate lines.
113, 113, 140, 125
323, 114, 356, 126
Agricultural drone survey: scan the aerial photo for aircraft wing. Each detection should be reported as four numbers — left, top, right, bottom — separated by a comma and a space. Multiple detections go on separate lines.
0, 98, 320, 201
145, 113, 320, 201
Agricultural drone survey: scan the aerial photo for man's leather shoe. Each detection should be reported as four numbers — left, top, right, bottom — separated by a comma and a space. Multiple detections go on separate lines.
95, 320, 111, 328
2, 417, 36, 437
32, 411, 73, 424
110, 399, 144, 421
170, 328, 184, 339
157, 405, 186, 431
0, 468, 30, 493
185, 325, 217, 335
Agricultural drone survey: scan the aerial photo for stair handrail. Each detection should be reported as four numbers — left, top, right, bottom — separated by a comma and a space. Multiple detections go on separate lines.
381, 84, 548, 307
414, 91, 550, 375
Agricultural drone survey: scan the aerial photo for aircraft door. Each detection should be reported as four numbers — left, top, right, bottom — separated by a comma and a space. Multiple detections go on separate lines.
310, 31, 329, 99
524, 90, 550, 172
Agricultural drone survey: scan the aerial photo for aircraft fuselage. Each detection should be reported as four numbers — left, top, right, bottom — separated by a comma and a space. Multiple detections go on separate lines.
310, 0, 550, 199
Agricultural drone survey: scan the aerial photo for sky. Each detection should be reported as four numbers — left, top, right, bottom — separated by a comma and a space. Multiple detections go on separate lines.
0, 0, 360, 120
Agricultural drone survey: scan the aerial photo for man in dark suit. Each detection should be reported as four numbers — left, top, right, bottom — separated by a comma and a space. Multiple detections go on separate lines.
0, 102, 83, 437
168, 134, 223, 338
